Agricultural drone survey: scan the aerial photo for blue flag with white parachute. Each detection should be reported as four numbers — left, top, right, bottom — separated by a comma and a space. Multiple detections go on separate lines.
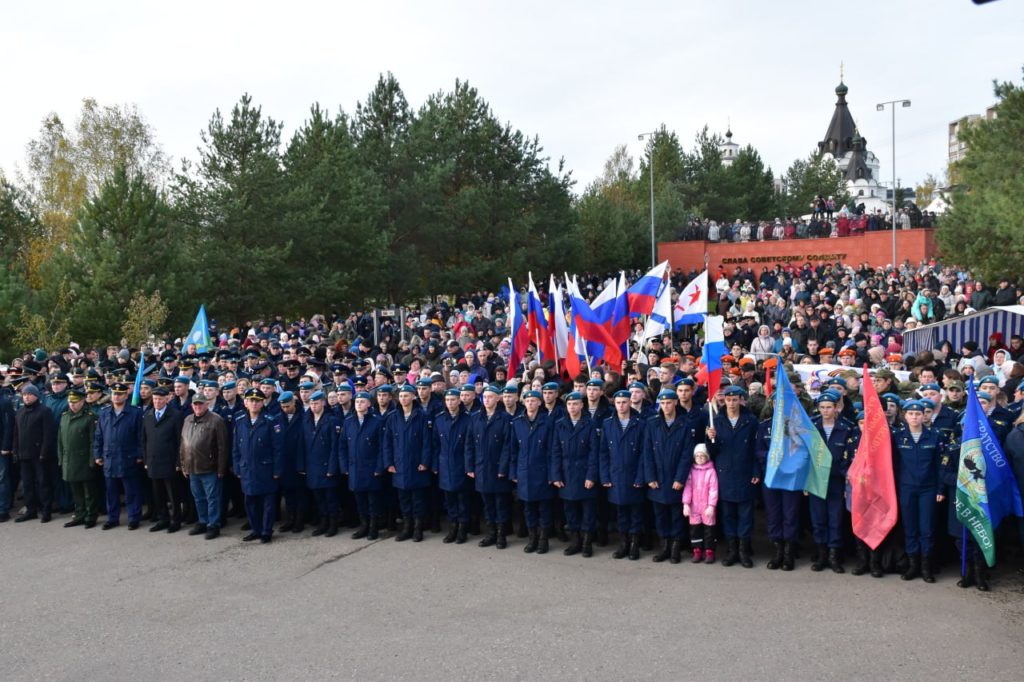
764, 365, 832, 499
186, 305, 211, 353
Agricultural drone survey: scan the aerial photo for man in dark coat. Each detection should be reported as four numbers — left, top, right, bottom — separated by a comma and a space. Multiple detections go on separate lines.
339, 391, 386, 539
466, 385, 514, 549
301, 390, 342, 537
234, 388, 284, 543
550, 392, 600, 557
509, 390, 555, 554
143, 387, 183, 532
13, 384, 57, 522
93, 383, 145, 530
57, 387, 102, 527
277, 391, 308, 533
0, 388, 18, 521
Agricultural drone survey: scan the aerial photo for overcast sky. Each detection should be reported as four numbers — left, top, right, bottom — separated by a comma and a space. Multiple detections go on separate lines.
3, 1, 1022, 195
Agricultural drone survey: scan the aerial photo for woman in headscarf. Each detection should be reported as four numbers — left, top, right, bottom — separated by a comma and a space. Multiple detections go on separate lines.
750, 325, 775, 361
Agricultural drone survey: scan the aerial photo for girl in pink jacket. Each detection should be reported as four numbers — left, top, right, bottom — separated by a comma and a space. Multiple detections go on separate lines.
682, 444, 719, 563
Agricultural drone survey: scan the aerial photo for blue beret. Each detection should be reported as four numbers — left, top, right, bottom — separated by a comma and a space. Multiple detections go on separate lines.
919, 398, 936, 410
415, 378, 432, 387
142, 379, 156, 388
565, 391, 583, 402
628, 381, 646, 391
676, 377, 696, 387
483, 385, 501, 395
613, 390, 630, 399
299, 381, 315, 390
542, 382, 559, 391
173, 376, 190, 384
815, 390, 840, 405
259, 378, 276, 387
278, 391, 295, 403
459, 384, 476, 394
919, 383, 941, 392
503, 386, 519, 395
309, 390, 325, 402
585, 379, 604, 388
881, 392, 901, 404
853, 401, 863, 411
657, 389, 677, 401
856, 411, 866, 421
222, 381, 237, 391
335, 383, 352, 392
444, 388, 460, 397
977, 391, 993, 402
978, 375, 999, 386
902, 400, 925, 413
377, 384, 394, 393
723, 385, 746, 397
355, 391, 372, 401
398, 384, 416, 394
523, 390, 542, 400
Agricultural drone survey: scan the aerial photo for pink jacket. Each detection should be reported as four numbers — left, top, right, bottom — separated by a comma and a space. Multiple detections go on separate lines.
682, 461, 719, 525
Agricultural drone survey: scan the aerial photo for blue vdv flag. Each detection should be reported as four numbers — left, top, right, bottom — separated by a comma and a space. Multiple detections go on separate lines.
764, 366, 832, 499
130, 360, 145, 407
187, 305, 211, 353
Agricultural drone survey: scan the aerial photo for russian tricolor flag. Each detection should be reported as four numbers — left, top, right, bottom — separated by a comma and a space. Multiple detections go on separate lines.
549, 275, 570, 374
507, 278, 531, 371
698, 315, 727, 399
627, 261, 668, 317
527, 273, 555, 362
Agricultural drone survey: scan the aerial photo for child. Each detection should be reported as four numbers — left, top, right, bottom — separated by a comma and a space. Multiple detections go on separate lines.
682, 443, 719, 563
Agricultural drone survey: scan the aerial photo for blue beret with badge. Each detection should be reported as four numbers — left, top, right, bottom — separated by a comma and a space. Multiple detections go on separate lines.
523, 390, 542, 400
565, 391, 583, 402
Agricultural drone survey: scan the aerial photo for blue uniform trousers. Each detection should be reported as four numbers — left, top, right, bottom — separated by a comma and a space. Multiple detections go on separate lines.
397, 488, 428, 520
614, 503, 644, 534
763, 487, 801, 542
652, 501, 685, 540
354, 490, 381, 519
562, 499, 597, 532
105, 475, 143, 525
523, 500, 552, 529
0, 454, 11, 515
245, 492, 277, 537
481, 492, 511, 524
899, 486, 936, 555
189, 472, 222, 528
444, 490, 471, 523
720, 499, 754, 540
809, 480, 845, 548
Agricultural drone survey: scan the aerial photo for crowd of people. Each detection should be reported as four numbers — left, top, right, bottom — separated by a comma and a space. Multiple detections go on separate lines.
2, 258, 1023, 591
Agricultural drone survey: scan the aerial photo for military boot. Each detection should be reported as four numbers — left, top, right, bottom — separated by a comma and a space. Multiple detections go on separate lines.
722, 538, 740, 567
739, 539, 754, 568
828, 547, 845, 574
869, 550, 884, 578
957, 561, 976, 589
278, 510, 295, 533
850, 544, 870, 576
395, 519, 413, 542
581, 532, 594, 558
901, 554, 921, 581
555, 522, 569, 543
811, 544, 829, 572
563, 531, 582, 556
921, 553, 935, 583
766, 541, 784, 570
455, 522, 468, 545
652, 537, 671, 563
669, 539, 683, 564
292, 509, 305, 533
523, 528, 539, 553
412, 518, 425, 543
311, 517, 329, 537
628, 534, 641, 561
478, 524, 497, 547
443, 522, 459, 543
537, 528, 550, 554
781, 541, 795, 571
325, 516, 339, 538
612, 534, 629, 559
974, 555, 990, 592
367, 517, 380, 540
351, 517, 369, 539
495, 523, 508, 549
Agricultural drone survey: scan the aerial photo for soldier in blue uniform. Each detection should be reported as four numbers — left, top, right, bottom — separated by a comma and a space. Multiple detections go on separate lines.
384, 384, 433, 542
340, 391, 386, 540
705, 385, 760, 568
644, 389, 697, 563
809, 390, 858, 573
433, 387, 473, 544
509, 390, 555, 554
600, 390, 647, 560
302, 391, 343, 537
416, 378, 443, 417
892, 399, 953, 583
756, 409, 799, 570
976, 381, 1013, 444
93, 383, 145, 530
550, 392, 599, 557
467, 385, 514, 549
233, 388, 284, 543
276, 392, 308, 533
541, 382, 566, 422
500, 385, 524, 418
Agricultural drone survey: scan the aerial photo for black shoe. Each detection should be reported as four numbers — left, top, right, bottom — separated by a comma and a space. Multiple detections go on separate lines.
395, 520, 413, 542
722, 538, 740, 567
581, 533, 593, 558
204, 527, 220, 540
612, 535, 629, 560
957, 562, 976, 589
102, 521, 118, 530
325, 518, 339, 538
311, 519, 329, 537
15, 513, 37, 523
84, 519, 97, 529
628, 534, 641, 561
455, 522, 468, 545
564, 531, 583, 556
537, 528, 550, 554
921, 554, 935, 584
128, 521, 140, 530
523, 528, 539, 554
670, 539, 683, 565
828, 547, 845, 574
869, 551, 884, 578
149, 521, 169, 533
901, 554, 921, 581
782, 541, 795, 571
242, 532, 260, 542
64, 518, 85, 528
739, 539, 754, 568
652, 538, 671, 563
167, 524, 180, 534
40, 512, 52, 523
351, 518, 369, 539
443, 523, 459, 544
478, 524, 497, 547
412, 519, 425, 543
188, 523, 208, 536
367, 517, 380, 540
811, 544, 828, 572
850, 545, 870, 576
766, 541, 784, 570
974, 555, 990, 592
260, 535, 272, 544
495, 523, 508, 550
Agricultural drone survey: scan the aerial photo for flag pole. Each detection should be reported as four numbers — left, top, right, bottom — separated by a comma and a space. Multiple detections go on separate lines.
961, 525, 968, 579
708, 398, 716, 443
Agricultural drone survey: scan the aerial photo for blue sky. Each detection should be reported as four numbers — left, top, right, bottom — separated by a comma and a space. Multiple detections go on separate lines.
3, 0, 1021, 193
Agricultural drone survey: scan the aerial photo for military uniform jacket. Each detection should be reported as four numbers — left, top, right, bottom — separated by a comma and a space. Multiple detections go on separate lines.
891, 425, 952, 494
707, 409, 760, 503
599, 412, 646, 506
279, 412, 306, 490
233, 412, 284, 496
142, 407, 182, 479
383, 408, 433, 490
509, 412, 555, 502
465, 409, 513, 494
58, 407, 98, 482
930, 405, 961, 441
301, 411, 341, 489
93, 405, 144, 478
643, 412, 698, 505
550, 415, 599, 501
811, 416, 858, 485
432, 408, 472, 492
339, 412, 385, 492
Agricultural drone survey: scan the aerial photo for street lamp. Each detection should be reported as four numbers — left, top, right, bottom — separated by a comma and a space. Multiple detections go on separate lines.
876, 99, 911, 270
638, 131, 657, 267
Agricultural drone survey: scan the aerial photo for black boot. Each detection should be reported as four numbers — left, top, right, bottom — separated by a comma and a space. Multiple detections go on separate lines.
850, 544, 870, 576
974, 554, 990, 592
311, 517, 329, 537
628, 534, 641, 561
455, 522, 468, 544
537, 528, 550, 554
395, 518, 413, 542
351, 517, 369, 539
811, 544, 828, 572
523, 528, 539, 553
325, 516, 339, 538
670, 539, 683, 565
563, 531, 582, 556
828, 547, 845, 574
612, 534, 629, 560
495, 523, 508, 549
279, 510, 295, 533
782, 541, 795, 571
581, 532, 593, 558
722, 538, 739, 567
957, 561, 976, 589
921, 553, 935, 583
901, 554, 921, 581
766, 541, 784, 570
652, 537, 671, 563
412, 518, 425, 543
443, 522, 459, 544
367, 517, 380, 540
739, 539, 754, 568
478, 524, 497, 547
292, 508, 305, 533
869, 550, 884, 578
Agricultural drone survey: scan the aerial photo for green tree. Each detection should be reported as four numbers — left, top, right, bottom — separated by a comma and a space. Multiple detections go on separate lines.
778, 151, 847, 218
724, 146, 777, 220
914, 173, 941, 207
121, 289, 170, 348
0, 175, 40, 357
938, 70, 1024, 281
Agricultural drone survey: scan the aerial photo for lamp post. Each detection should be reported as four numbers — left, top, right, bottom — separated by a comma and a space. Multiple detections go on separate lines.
876, 99, 911, 270
638, 131, 658, 267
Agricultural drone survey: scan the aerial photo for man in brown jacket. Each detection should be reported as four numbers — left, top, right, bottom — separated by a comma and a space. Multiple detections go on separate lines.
179, 393, 229, 539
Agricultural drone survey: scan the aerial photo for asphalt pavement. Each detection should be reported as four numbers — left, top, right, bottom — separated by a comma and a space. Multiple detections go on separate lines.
1, 519, 1022, 680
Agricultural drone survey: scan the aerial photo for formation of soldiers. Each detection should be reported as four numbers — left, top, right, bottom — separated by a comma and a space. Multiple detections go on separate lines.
1, 343, 1019, 593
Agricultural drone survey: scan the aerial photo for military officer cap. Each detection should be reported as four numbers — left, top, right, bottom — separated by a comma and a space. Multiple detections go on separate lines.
173, 376, 190, 385
335, 383, 353, 393
86, 382, 104, 393
398, 384, 416, 394
156, 377, 174, 388
613, 389, 630, 399
298, 381, 315, 390
67, 386, 86, 402
919, 382, 941, 392
723, 385, 746, 397
502, 385, 519, 395
353, 359, 369, 368
71, 367, 86, 377
309, 390, 325, 402
565, 391, 583, 402
110, 382, 129, 394
902, 400, 925, 413
307, 357, 325, 369
815, 390, 840, 405
444, 388, 460, 398
483, 384, 501, 395
179, 359, 195, 370
49, 372, 68, 383
353, 376, 368, 387
393, 363, 409, 373
522, 390, 542, 400
151, 387, 169, 397
676, 377, 696, 387
280, 359, 300, 370
459, 384, 476, 394
657, 389, 677, 401
222, 381, 237, 391
329, 362, 345, 373
585, 378, 604, 388
541, 382, 559, 392
10, 375, 30, 388
297, 346, 312, 357
242, 388, 264, 401
355, 391, 372, 401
